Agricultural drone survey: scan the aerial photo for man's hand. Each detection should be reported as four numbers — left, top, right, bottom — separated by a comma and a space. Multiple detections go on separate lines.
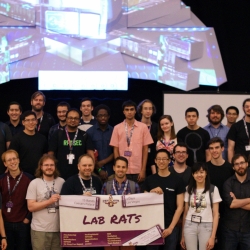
137, 170, 146, 183
150, 187, 163, 194
83, 191, 92, 196
49, 194, 60, 204
99, 170, 108, 182
23, 218, 30, 224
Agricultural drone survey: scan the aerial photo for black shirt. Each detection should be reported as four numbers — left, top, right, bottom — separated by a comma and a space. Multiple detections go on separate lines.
60, 174, 102, 195
37, 112, 55, 138
177, 127, 210, 167
144, 173, 185, 228
5, 121, 24, 136
223, 173, 250, 232
169, 166, 191, 187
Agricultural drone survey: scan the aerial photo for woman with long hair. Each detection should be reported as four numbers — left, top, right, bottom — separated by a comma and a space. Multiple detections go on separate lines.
181, 162, 221, 250
156, 115, 177, 166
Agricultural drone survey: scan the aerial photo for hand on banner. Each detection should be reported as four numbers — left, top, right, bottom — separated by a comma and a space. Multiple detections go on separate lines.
49, 194, 60, 204
150, 187, 163, 194
83, 191, 92, 196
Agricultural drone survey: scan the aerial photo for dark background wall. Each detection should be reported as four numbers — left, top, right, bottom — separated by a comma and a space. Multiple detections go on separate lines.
0, 0, 249, 126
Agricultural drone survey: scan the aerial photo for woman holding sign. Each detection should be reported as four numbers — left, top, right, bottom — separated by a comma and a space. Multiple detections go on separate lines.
181, 162, 221, 250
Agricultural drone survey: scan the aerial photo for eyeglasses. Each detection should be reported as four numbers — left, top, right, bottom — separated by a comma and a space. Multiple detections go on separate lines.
174, 151, 187, 155
42, 164, 55, 167
156, 158, 169, 161
67, 117, 80, 121
234, 161, 247, 167
24, 118, 36, 123
5, 157, 18, 163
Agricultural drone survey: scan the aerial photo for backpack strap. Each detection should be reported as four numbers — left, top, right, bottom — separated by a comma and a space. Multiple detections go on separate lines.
105, 180, 113, 194
128, 180, 135, 194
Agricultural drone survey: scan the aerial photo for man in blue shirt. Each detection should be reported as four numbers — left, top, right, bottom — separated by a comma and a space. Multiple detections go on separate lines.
86, 104, 114, 182
203, 105, 229, 160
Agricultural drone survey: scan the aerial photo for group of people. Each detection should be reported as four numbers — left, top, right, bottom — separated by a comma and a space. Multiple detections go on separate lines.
0, 90, 249, 250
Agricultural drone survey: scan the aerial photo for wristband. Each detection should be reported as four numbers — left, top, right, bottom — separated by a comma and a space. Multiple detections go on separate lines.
1, 237, 6, 239
98, 168, 102, 173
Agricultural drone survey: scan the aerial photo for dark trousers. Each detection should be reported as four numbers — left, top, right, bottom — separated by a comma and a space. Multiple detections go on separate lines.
222, 224, 250, 250
4, 221, 30, 250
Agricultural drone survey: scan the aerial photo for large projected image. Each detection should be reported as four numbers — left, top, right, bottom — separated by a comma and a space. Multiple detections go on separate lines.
0, 0, 226, 91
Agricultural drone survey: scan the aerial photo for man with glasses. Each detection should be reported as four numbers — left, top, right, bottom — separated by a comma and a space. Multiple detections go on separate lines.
169, 142, 191, 186
222, 153, 250, 250
226, 106, 239, 128
86, 104, 114, 182
9, 111, 47, 175
26, 154, 64, 250
48, 102, 70, 141
0, 149, 33, 250
144, 149, 185, 250
48, 108, 94, 180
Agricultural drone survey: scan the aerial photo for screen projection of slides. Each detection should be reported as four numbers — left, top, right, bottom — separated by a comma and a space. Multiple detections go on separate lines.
0, 0, 226, 91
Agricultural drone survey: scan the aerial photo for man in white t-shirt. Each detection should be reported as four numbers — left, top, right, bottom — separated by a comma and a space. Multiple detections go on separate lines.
26, 154, 65, 250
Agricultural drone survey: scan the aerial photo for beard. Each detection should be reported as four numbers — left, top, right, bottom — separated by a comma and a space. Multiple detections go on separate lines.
32, 105, 43, 112
208, 117, 222, 126
235, 168, 247, 176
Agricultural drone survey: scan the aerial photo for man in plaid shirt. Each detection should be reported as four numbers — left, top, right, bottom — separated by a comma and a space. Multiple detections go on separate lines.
101, 156, 140, 195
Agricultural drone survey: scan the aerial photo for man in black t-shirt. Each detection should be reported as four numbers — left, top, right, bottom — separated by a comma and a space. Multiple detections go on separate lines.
227, 98, 250, 163
30, 91, 55, 138
9, 111, 47, 175
206, 137, 234, 250
48, 108, 94, 180
177, 107, 210, 167
144, 149, 185, 250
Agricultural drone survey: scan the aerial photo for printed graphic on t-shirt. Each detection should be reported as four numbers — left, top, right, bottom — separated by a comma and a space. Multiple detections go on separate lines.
63, 140, 82, 146
191, 192, 207, 213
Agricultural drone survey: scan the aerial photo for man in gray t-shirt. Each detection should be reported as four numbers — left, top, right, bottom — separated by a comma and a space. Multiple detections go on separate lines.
26, 154, 64, 250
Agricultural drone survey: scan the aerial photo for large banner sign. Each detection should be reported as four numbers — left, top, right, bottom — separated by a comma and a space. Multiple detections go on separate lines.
59, 193, 164, 248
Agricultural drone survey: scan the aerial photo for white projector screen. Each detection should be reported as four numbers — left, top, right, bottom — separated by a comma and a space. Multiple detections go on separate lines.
163, 93, 249, 133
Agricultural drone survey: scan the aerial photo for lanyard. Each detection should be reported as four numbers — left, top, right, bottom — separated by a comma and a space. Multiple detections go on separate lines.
209, 125, 221, 138
37, 116, 43, 132
125, 121, 134, 147
243, 117, 250, 144
65, 128, 78, 153
7, 172, 23, 198
42, 178, 55, 196
112, 179, 128, 195
78, 175, 92, 192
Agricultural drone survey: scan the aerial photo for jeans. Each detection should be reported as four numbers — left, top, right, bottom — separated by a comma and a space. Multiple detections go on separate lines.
147, 227, 179, 250
221, 224, 250, 250
183, 220, 212, 250
4, 221, 30, 250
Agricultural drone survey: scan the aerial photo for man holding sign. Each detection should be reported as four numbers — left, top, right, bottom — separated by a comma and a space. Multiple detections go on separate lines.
101, 156, 140, 195
144, 149, 185, 250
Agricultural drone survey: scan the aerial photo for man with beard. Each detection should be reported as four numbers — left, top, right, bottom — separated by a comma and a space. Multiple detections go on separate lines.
48, 108, 94, 180
48, 102, 70, 141
9, 111, 47, 175
60, 154, 102, 195
228, 98, 250, 163
204, 105, 229, 160
222, 154, 250, 250
78, 98, 96, 132
169, 143, 191, 186
86, 104, 114, 182
26, 154, 64, 250
6, 101, 24, 136
110, 100, 153, 184
30, 91, 55, 138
